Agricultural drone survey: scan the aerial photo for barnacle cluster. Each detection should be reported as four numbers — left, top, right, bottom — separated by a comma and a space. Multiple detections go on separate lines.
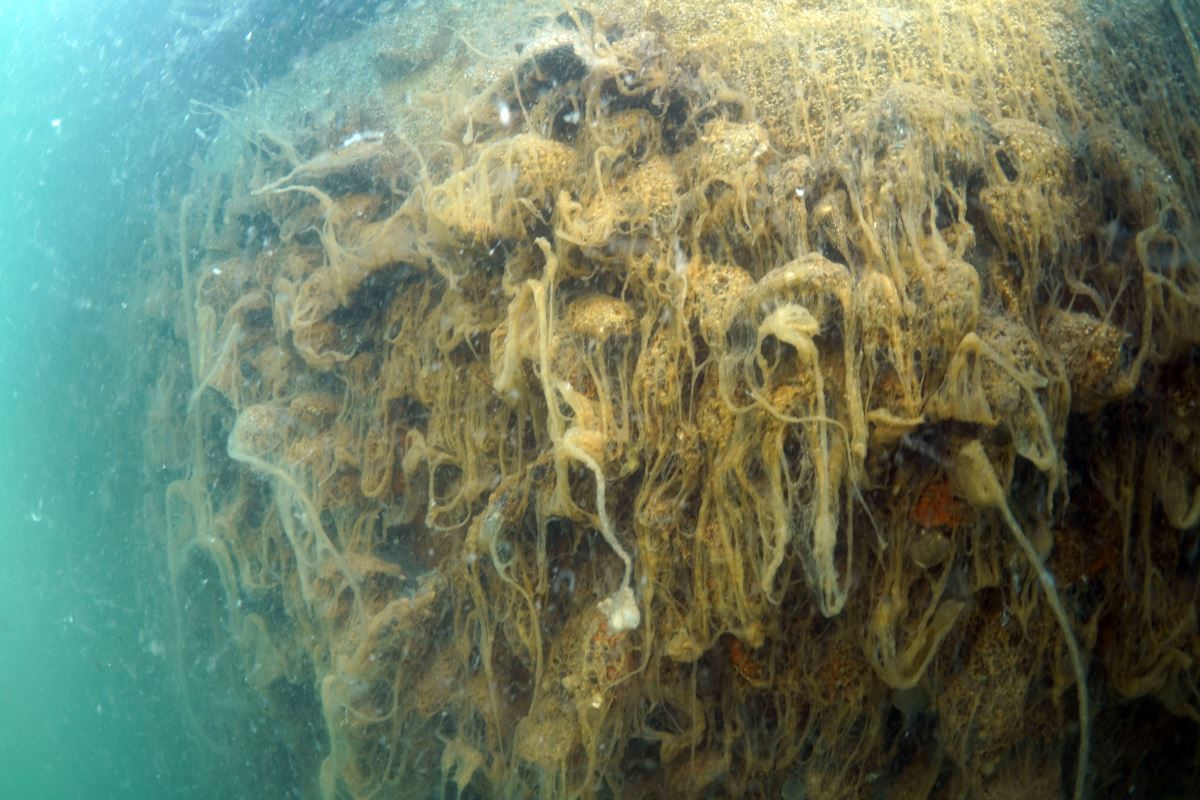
136, 1, 1200, 797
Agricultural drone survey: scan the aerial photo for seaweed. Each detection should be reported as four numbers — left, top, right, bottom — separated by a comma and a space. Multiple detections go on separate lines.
134, 1, 1200, 797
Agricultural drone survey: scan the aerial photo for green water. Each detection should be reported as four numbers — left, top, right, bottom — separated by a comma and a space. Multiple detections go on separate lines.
0, 1, 378, 792
1, 2, 209, 796
0, 0, 387, 789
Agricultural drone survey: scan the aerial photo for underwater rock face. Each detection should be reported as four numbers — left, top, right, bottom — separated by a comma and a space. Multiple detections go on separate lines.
138, 1, 1200, 797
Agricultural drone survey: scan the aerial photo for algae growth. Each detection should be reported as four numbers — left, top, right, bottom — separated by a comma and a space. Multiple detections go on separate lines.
135, 0, 1200, 797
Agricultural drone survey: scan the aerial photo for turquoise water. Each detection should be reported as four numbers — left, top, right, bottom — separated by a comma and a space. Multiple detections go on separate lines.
0, 3, 193, 795
0, 2, 371, 796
